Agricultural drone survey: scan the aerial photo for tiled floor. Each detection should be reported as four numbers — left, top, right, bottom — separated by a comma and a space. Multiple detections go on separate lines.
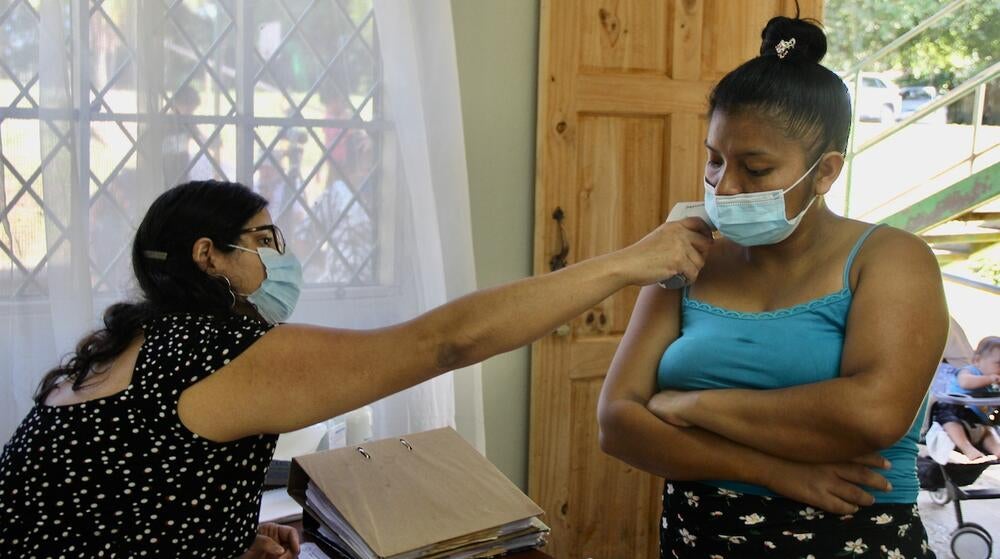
918, 465, 1000, 558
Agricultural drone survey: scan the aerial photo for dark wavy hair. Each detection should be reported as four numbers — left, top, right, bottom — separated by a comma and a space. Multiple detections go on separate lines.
708, 8, 851, 160
34, 180, 268, 404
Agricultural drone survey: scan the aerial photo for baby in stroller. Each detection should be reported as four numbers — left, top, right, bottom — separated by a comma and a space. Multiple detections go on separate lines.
931, 336, 1000, 461
917, 327, 1000, 558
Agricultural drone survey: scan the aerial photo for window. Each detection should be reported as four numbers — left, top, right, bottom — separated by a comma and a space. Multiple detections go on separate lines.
0, 0, 387, 300
902, 89, 932, 101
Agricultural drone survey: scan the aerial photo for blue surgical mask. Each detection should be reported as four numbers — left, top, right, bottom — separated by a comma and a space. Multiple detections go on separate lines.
228, 245, 303, 324
704, 158, 822, 247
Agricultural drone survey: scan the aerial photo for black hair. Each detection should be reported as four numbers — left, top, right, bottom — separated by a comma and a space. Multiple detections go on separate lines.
708, 13, 851, 160
34, 180, 268, 404
173, 84, 200, 109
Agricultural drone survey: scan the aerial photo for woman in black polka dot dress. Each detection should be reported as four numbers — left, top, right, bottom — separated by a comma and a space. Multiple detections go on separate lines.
0, 180, 713, 557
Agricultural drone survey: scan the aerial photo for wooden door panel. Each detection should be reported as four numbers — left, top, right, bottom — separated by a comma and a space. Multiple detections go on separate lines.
576, 115, 666, 335
671, 0, 703, 80
528, 340, 572, 555
700, 1, 774, 79
579, 0, 672, 74
701, 0, 824, 81
568, 338, 622, 380
567, 378, 663, 558
667, 113, 710, 207
577, 74, 713, 114
701, 0, 823, 82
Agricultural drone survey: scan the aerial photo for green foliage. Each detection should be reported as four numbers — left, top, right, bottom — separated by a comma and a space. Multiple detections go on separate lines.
968, 257, 1000, 287
824, 0, 999, 90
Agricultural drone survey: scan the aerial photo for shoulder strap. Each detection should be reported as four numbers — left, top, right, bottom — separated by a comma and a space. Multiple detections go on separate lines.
843, 224, 883, 289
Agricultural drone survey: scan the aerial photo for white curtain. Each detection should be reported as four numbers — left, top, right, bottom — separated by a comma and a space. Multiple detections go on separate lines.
0, 0, 483, 451
369, 0, 484, 449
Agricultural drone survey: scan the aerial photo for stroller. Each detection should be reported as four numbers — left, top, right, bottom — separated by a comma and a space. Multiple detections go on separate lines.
918, 362, 1000, 559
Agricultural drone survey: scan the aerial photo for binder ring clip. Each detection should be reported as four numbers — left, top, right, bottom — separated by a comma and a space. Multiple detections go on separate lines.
356, 447, 372, 460
399, 438, 413, 451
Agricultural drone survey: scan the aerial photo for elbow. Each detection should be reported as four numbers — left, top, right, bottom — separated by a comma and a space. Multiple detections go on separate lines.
597, 401, 629, 458
597, 421, 618, 456
413, 305, 481, 373
859, 412, 914, 451
432, 329, 480, 372
597, 428, 613, 455
434, 340, 465, 371
598, 426, 621, 459
432, 315, 491, 372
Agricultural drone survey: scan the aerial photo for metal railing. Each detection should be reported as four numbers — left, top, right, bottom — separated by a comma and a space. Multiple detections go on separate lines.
850, 64, 1000, 222
839, 0, 998, 217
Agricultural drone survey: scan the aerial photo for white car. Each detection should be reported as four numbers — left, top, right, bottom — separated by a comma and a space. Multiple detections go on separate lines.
898, 85, 947, 123
844, 74, 902, 123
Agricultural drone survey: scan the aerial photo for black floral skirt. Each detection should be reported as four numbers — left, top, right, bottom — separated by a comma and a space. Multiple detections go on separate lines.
660, 481, 935, 559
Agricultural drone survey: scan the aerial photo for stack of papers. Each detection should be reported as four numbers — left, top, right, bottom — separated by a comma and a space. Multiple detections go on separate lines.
288, 428, 549, 559
259, 488, 303, 524
304, 482, 548, 558
300, 542, 333, 559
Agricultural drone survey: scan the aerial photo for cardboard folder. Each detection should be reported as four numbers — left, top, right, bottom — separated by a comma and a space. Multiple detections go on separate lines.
287, 427, 545, 558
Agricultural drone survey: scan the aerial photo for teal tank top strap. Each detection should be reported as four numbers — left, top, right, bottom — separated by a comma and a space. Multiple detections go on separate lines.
842, 223, 883, 289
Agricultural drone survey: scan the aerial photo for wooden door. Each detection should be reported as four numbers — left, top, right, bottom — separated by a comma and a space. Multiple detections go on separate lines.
528, 2, 823, 558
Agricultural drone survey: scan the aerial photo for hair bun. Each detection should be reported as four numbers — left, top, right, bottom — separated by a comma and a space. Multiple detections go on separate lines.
759, 16, 827, 64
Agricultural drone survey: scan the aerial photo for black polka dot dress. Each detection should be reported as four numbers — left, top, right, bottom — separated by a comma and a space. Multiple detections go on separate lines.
0, 313, 277, 558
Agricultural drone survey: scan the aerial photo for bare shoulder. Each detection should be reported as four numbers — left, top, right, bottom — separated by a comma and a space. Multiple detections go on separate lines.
633, 281, 681, 315
856, 224, 938, 274
839, 222, 948, 379
846, 223, 943, 303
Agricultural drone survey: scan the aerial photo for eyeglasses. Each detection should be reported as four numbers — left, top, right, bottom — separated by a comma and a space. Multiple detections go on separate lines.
239, 224, 286, 254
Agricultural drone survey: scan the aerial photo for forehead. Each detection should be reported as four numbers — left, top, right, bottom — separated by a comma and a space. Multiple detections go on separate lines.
242, 209, 274, 230
706, 109, 805, 156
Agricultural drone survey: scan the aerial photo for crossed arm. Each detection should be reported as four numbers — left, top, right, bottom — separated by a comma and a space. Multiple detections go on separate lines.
600, 228, 948, 514
644, 230, 949, 463
598, 279, 896, 513
598, 285, 795, 484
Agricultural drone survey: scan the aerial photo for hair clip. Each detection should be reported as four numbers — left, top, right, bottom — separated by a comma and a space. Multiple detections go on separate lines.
143, 250, 168, 261
775, 38, 796, 60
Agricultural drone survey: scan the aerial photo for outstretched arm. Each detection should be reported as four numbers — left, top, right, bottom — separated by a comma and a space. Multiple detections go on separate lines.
648, 229, 948, 462
181, 220, 713, 442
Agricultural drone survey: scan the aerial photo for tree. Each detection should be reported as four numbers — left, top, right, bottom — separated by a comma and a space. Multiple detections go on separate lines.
823, 0, 998, 91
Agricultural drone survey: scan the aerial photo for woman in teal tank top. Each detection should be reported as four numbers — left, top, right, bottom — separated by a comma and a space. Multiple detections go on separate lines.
597, 15, 948, 559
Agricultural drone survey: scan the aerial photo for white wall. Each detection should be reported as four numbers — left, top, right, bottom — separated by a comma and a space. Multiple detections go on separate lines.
452, 0, 539, 489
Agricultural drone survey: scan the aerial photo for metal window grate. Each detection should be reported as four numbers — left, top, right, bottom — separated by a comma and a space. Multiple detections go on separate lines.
0, 0, 384, 299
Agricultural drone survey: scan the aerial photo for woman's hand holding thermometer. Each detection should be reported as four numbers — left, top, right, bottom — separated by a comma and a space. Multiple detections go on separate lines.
658, 202, 716, 289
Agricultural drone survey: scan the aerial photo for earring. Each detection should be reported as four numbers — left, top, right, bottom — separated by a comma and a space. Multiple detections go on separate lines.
215, 275, 238, 309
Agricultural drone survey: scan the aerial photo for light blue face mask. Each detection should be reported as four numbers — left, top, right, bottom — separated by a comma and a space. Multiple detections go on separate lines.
704, 157, 822, 247
228, 245, 303, 324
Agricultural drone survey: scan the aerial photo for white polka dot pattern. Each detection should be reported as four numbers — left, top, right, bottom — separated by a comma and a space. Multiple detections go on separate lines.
0, 313, 276, 557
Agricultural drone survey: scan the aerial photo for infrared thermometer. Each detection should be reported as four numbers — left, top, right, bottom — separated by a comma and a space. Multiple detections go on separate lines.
657, 202, 715, 289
